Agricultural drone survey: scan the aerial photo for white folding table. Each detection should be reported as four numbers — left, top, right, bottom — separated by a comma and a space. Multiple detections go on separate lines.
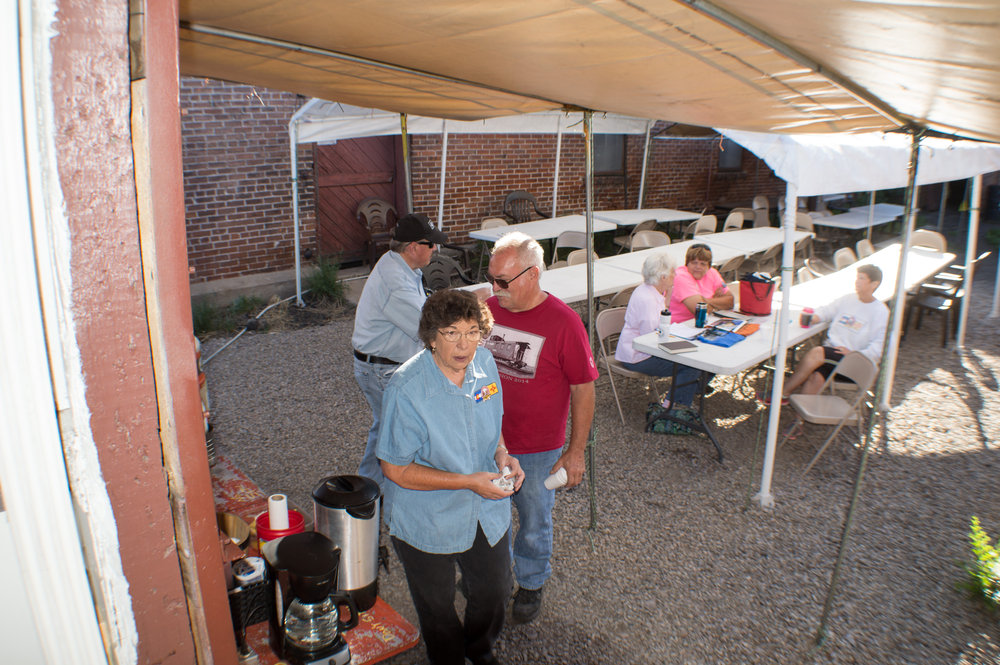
593, 208, 701, 227
783, 243, 955, 307
631, 241, 954, 459
698, 228, 812, 255
810, 203, 905, 236
469, 214, 617, 242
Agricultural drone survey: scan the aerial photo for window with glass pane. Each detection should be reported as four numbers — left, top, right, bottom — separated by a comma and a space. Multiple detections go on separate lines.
717, 138, 743, 171
594, 134, 625, 175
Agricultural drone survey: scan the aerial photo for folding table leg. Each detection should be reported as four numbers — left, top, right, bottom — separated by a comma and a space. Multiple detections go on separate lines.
652, 366, 724, 463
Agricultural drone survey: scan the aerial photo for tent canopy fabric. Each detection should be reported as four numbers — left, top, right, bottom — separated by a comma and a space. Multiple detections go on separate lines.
179, 1, 1000, 142
292, 101, 652, 145
719, 129, 1000, 196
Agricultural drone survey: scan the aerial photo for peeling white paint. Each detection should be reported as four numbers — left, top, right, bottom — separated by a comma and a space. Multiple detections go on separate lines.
6, 0, 138, 662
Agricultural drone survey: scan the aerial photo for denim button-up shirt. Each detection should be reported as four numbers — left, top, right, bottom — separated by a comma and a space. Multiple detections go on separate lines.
351, 250, 426, 362
376, 347, 508, 554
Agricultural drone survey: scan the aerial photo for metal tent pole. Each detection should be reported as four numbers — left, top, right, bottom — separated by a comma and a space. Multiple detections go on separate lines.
584, 111, 595, 342
753, 182, 797, 509
956, 174, 982, 349
290, 121, 304, 306
815, 129, 923, 647
880, 132, 923, 409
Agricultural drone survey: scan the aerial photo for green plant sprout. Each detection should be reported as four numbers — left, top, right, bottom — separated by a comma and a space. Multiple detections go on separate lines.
961, 516, 1000, 611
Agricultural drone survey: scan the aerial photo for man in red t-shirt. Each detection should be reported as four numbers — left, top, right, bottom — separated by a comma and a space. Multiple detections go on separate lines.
483, 231, 597, 624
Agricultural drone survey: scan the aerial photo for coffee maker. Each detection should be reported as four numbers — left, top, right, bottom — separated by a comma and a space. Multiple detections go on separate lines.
261, 531, 358, 665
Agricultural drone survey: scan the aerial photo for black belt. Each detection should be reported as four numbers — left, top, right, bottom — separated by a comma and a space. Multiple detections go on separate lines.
353, 349, 400, 365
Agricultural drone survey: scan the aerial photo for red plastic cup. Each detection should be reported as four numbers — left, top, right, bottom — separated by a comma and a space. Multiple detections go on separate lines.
255, 509, 305, 543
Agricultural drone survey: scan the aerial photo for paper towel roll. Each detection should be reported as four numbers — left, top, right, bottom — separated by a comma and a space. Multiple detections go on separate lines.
268, 494, 289, 530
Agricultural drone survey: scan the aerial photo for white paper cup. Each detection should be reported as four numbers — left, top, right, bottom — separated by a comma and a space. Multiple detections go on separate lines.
544, 468, 568, 490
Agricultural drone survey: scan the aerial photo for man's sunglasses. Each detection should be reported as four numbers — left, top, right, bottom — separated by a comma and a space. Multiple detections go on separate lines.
416, 240, 436, 247
486, 265, 534, 289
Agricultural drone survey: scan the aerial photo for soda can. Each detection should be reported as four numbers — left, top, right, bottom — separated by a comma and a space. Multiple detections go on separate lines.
695, 302, 708, 328
800, 307, 814, 328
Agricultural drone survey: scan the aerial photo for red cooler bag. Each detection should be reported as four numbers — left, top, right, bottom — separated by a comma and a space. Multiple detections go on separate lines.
739, 273, 776, 316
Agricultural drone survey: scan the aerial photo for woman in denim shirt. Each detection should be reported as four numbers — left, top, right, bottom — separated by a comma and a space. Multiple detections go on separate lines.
377, 289, 524, 665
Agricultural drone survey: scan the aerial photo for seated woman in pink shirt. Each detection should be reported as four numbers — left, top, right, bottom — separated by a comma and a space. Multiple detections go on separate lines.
668, 243, 734, 323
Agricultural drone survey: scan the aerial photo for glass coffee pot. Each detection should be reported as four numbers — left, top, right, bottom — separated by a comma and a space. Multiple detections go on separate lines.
264, 531, 359, 665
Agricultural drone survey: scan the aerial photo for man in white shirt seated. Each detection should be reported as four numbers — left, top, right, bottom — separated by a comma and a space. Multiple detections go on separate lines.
760, 264, 888, 405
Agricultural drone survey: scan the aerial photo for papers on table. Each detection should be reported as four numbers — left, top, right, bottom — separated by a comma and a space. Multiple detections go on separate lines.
667, 323, 701, 339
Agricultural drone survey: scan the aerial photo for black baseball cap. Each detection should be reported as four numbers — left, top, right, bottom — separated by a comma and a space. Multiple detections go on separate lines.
393, 213, 449, 244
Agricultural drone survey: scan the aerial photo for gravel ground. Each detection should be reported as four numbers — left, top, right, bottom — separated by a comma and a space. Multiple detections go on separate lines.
204, 271, 1000, 665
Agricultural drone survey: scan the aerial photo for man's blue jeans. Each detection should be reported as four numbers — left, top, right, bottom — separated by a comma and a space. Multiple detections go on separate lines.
510, 447, 562, 590
353, 356, 398, 490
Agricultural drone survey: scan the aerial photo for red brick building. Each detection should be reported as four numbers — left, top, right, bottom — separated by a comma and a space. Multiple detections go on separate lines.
181, 78, 785, 290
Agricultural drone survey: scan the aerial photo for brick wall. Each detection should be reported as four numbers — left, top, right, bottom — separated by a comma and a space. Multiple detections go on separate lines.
182, 80, 785, 285
409, 128, 785, 242
181, 78, 315, 284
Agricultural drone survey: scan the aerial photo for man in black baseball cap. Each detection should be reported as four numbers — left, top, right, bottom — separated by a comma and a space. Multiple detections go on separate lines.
392, 212, 449, 245
351, 212, 449, 488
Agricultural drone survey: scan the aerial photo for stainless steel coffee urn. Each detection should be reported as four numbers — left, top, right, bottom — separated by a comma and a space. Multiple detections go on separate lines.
312, 475, 381, 611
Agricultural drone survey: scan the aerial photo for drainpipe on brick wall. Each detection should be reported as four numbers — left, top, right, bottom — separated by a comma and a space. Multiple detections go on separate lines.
437, 118, 448, 228
401, 113, 413, 213
638, 119, 652, 209
551, 113, 562, 217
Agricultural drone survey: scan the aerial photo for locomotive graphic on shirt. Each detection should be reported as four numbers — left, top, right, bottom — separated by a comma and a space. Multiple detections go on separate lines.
484, 334, 531, 371
483, 323, 545, 380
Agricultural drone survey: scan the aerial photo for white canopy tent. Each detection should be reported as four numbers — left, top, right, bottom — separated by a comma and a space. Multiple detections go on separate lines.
178, 0, 1000, 502
718, 128, 1000, 507
288, 102, 654, 302
176, 0, 1000, 645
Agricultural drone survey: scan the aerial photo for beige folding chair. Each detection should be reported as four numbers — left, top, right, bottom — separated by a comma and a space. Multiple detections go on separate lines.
751, 195, 770, 228
567, 249, 598, 266
722, 211, 744, 232
748, 243, 781, 274
595, 307, 658, 424
796, 266, 814, 284
716, 254, 744, 283
778, 352, 877, 475
911, 228, 947, 252
731, 207, 755, 226
793, 235, 813, 267
795, 212, 814, 232
833, 247, 857, 270
613, 219, 657, 253
481, 217, 508, 230
607, 286, 636, 308
684, 215, 717, 238
551, 230, 588, 266
855, 238, 874, 258
630, 230, 670, 250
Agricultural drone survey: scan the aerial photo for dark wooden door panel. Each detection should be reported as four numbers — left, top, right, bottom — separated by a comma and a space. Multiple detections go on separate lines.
315, 136, 399, 262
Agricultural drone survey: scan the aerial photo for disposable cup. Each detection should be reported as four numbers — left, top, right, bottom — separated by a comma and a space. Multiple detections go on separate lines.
544, 468, 568, 490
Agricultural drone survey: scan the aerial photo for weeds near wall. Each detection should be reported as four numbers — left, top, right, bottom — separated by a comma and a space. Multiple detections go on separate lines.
960, 516, 1000, 613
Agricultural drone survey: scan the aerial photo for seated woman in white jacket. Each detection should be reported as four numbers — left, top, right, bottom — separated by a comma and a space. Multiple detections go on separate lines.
760, 263, 888, 406
615, 253, 702, 408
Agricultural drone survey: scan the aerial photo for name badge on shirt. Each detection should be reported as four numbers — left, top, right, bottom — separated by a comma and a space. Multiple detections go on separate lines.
474, 382, 499, 403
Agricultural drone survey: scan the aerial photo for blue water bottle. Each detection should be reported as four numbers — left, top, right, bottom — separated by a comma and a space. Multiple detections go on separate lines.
695, 302, 708, 328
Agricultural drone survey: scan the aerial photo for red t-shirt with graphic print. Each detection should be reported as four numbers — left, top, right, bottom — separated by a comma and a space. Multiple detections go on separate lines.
485, 294, 598, 455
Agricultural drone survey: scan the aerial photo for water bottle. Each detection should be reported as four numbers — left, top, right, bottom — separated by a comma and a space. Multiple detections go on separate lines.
694, 302, 708, 328
658, 309, 671, 342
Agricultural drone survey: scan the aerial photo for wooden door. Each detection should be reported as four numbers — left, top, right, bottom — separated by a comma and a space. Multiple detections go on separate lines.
314, 136, 403, 263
